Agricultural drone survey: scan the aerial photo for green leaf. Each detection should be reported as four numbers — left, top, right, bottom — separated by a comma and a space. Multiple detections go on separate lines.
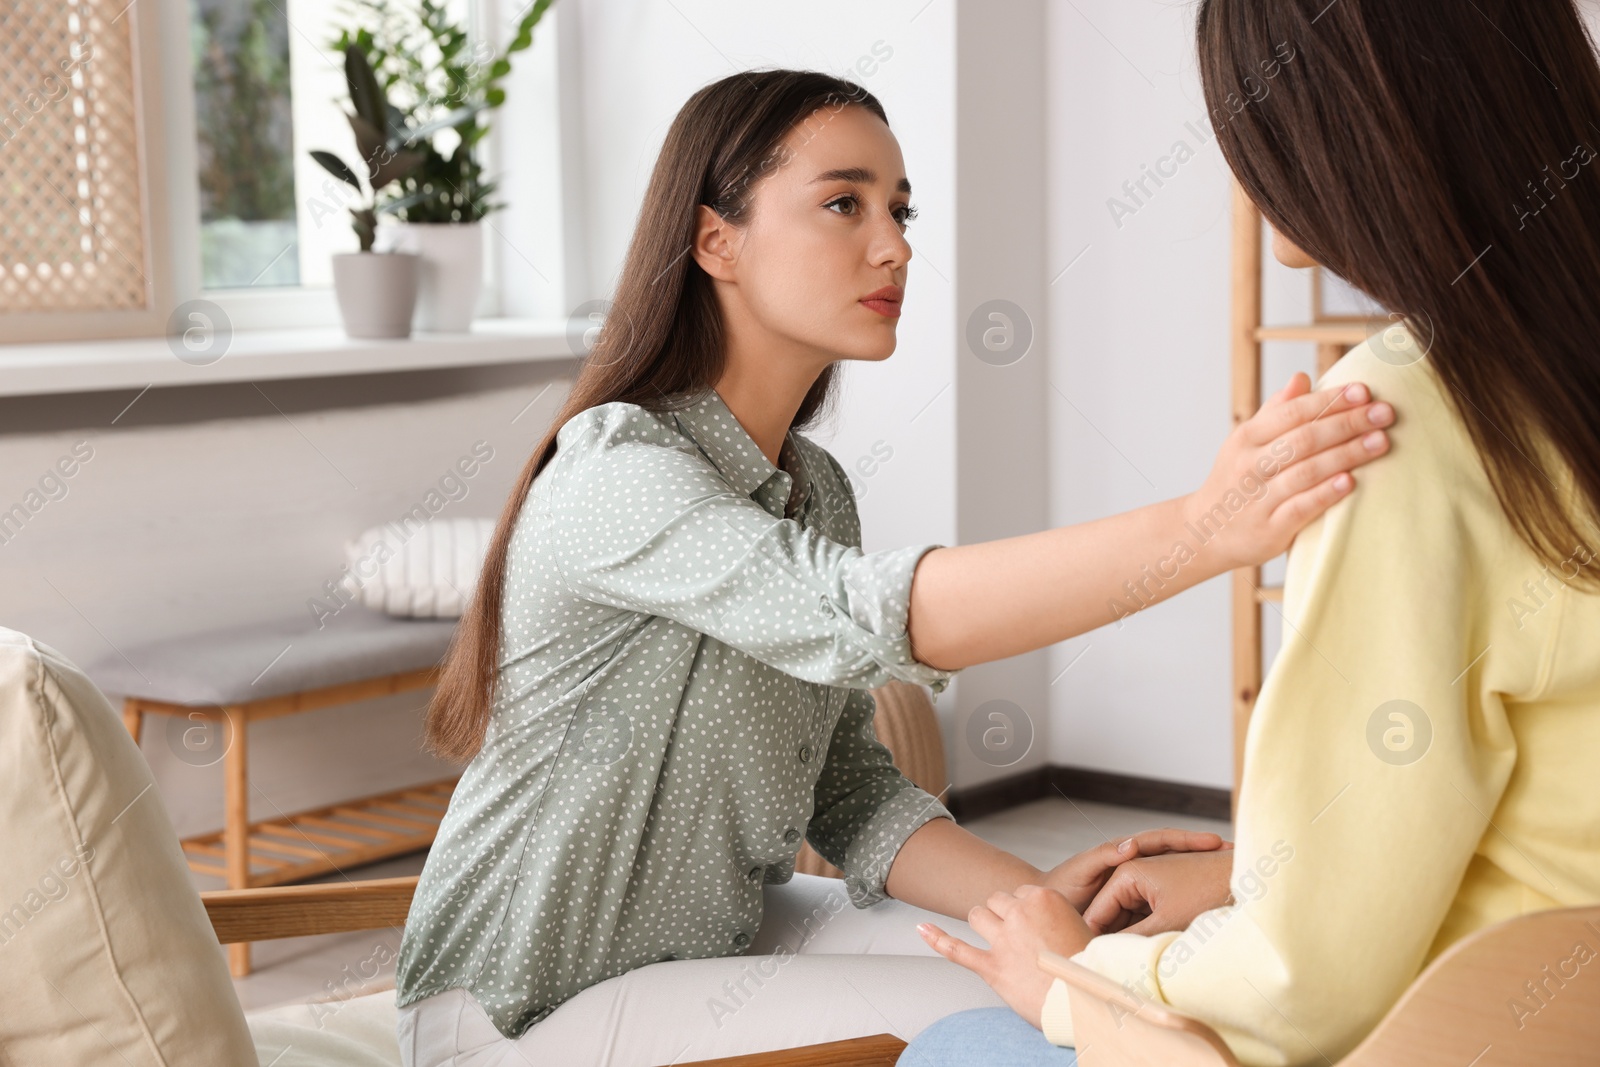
485, 86, 505, 108
310, 149, 362, 190
507, 0, 553, 55
346, 112, 386, 174
344, 44, 388, 141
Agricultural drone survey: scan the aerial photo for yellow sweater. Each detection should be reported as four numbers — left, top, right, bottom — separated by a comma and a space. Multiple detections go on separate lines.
1040, 326, 1600, 1064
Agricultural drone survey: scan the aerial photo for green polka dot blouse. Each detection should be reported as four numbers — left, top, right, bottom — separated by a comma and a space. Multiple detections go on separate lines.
394, 385, 959, 1040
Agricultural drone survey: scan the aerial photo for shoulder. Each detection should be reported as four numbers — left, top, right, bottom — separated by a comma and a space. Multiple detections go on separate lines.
554, 401, 684, 454
1287, 325, 1512, 608
1316, 324, 1488, 501
537, 402, 710, 517
549, 401, 710, 481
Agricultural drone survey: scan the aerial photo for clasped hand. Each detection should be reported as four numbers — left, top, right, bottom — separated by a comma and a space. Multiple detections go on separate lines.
916, 829, 1234, 1029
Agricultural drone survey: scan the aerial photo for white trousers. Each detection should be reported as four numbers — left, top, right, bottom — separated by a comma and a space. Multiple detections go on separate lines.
396, 873, 1004, 1067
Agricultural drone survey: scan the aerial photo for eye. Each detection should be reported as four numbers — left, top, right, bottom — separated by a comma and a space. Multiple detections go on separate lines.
824, 193, 860, 216
893, 203, 919, 228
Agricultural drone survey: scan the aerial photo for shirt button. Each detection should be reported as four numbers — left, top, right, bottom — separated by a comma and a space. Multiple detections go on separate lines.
733, 931, 750, 948
747, 865, 762, 884
818, 596, 834, 617
784, 827, 801, 845
798, 744, 813, 763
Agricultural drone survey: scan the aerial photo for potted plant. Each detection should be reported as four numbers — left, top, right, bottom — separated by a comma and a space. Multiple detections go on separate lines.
310, 46, 425, 338
332, 0, 554, 332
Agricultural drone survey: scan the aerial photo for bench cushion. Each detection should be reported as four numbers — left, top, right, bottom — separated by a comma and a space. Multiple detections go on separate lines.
84, 610, 458, 706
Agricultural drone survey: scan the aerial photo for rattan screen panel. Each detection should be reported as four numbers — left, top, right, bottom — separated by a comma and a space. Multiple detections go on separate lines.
1, 1, 149, 313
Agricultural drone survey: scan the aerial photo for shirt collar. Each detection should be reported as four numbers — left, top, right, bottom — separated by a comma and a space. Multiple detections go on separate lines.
672, 387, 813, 518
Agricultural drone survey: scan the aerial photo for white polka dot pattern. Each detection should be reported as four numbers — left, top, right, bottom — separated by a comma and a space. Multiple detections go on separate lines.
393, 386, 958, 1040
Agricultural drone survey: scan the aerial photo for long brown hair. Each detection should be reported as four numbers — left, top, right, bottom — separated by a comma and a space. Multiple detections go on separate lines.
424, 71, 889, 762
1197, 0, 1600, 584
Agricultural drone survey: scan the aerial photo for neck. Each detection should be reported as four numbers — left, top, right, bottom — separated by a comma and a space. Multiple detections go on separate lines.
712, 309, 831, 467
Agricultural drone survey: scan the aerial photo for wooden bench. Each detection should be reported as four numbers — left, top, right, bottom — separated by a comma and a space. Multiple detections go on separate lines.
87, 609, 460, 977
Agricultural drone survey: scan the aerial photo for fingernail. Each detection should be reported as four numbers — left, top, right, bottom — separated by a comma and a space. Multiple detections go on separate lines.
1117, 838, 1134, 853
917, 924, 931, 936
1343, 383, 1368, 402
1334, 472, 1353, 490
1368, 402, 1392, 425
1362, 430, 1386, 451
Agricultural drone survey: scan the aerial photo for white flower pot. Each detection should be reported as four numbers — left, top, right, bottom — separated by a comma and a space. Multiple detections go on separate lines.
378, 221, 485, 332
331, 251, 420, 339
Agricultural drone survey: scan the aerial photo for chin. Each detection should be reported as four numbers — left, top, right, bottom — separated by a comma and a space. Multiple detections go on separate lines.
859, 332, 899, 361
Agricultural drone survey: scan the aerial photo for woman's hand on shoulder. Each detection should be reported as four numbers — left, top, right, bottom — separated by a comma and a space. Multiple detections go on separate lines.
1186, 371, 1394, 569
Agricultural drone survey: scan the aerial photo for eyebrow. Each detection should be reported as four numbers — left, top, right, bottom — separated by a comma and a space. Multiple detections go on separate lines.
810, 166, 912, 195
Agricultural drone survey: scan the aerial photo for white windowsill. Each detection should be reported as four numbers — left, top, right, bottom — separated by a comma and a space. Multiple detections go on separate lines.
0, 317, 577, 398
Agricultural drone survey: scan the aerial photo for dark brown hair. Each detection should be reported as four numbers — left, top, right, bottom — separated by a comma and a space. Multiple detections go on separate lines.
424, 70, 889, 762
1197, 0, 1600, 584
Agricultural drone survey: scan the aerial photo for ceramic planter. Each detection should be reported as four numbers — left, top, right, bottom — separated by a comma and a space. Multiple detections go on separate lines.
331, 251, 420, 339
378, 221, 484, 332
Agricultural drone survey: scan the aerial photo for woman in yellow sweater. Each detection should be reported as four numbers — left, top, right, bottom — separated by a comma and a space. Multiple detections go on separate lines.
907, 0, 1600, 1063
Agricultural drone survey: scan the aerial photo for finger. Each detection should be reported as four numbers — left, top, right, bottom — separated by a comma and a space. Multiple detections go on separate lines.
1122, 913, 1170, 937
1271, 401, 1392, 470
967, 904, 1001, 941
918, 923, 991, 974
1124, 828, 1227, 857
1260, 428, 1388, 508
1244, 381, 1372, 445
1049, 839, 1139, 900
1270, 429, 1390, 499
987, 891, 1019, 919
1082, 870, 1153, 931
1261, 371, 1310, 408
1270, 470, 1356, 531
1084, 909, 1131, 936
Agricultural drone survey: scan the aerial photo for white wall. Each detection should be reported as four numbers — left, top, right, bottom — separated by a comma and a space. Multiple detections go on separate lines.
1043, 0, 1315, 789
0, 367, 572, 842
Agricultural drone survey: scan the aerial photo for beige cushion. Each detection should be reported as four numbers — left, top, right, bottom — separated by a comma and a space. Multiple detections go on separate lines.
0, 628, 256, 1065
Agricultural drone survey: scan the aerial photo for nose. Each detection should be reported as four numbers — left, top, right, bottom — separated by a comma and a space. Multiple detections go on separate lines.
867, 204, 912, 273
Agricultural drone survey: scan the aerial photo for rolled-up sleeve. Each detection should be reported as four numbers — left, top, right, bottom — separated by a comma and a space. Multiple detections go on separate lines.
544, 410, 956, 695
806, 686, 954, 908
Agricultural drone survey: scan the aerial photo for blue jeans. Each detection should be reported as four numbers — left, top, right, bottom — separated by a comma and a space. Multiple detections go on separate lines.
896, 1007, 1079, 1066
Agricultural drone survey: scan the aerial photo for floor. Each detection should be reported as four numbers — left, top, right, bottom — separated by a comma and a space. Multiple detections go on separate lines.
223, 795, 1233, 1013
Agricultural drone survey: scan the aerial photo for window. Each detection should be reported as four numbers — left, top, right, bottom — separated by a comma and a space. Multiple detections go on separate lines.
190, 0, 300, 289
1, 0, 572, 345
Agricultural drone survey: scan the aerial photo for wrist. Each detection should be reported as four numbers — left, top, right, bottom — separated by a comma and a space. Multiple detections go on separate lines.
1172, 491, 1246, 575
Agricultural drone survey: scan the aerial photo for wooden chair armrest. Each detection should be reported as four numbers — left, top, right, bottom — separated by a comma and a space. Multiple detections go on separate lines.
1037, 949, 1239, 1067
201, 875, 417, 944
670, 1033, 906, 1067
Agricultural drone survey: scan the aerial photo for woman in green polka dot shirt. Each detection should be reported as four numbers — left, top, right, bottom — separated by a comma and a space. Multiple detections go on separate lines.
394, 68, 1392, 1065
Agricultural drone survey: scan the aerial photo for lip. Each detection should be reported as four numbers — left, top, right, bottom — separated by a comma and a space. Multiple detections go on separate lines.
860, 285, 903, 318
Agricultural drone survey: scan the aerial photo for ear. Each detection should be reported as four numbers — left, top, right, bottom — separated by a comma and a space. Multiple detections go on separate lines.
691, 203, 740, 282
